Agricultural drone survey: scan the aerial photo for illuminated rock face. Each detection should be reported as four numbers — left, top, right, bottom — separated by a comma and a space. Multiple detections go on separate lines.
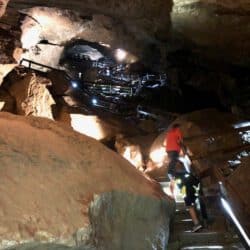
5, 1, 172, 69
1, 0, 250, 72
0, 112, 173, 249
1, 0, 250, 68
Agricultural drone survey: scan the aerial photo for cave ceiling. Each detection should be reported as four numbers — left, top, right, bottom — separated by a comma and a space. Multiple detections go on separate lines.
0, 0, 250, 71
171, 0, 250, 67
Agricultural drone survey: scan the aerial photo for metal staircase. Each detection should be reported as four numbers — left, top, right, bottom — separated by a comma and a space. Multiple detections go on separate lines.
160, 182, 247, 250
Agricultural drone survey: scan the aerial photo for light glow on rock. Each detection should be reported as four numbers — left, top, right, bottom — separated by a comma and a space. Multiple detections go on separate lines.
70, 114, 104, 140
123, 145, 143, 170
21, 25, 41, 49
150, 147, 166, 167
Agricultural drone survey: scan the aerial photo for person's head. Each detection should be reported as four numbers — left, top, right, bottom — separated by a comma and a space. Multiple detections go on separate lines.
172, 123, 180, 129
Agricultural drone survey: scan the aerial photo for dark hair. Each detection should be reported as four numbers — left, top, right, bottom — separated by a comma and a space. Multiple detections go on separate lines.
172, 123, 180, 128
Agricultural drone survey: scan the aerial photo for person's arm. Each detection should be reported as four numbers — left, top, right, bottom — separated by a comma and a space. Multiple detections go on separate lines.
177, 130, 187, 154
180, 139, 187, 155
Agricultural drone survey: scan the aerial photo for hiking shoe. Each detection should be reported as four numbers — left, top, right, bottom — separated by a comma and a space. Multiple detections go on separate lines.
192, 223, 202, 232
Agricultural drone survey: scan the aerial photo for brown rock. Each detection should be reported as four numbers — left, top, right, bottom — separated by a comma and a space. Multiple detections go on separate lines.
8, 72, 55, 119
0, 88, 15, 112
0, 112, 173, 249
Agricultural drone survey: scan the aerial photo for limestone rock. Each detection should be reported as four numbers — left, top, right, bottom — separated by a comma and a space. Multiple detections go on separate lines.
0, 112, 173, 249
8, 72, 55, 119
115, 134, 144, 170
55, 104, 121, 141
2, 1, 172, 69
89, 191, 173, 250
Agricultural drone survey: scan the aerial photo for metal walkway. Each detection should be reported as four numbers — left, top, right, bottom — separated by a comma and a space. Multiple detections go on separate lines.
159, 181, 247, 250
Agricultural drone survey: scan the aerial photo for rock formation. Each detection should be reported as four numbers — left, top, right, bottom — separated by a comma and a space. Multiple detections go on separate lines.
171, 0, 250, 66
0, 112, 174, 249
7, 72, 55, 119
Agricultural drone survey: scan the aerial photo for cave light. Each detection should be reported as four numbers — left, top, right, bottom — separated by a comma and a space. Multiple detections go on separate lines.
92, 98, 98, 105
99, 42, 111, 48
21, 26, 41, 49
115, 49, 127, 61
221, 197, 250, 247
71, 81, 78, 88
182, 246, 223, 250
233, 121, 250, 129
178, 154, 191, 173
149, 147, 166, 167
123, 146, 143, 170
70, 114, 104, 140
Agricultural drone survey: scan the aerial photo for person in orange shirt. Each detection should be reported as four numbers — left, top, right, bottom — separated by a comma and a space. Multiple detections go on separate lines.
164, 123, 203, 232
165, 123, 184, 179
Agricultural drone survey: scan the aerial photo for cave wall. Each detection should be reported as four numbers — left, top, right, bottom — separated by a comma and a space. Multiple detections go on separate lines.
171, 0, 250, 66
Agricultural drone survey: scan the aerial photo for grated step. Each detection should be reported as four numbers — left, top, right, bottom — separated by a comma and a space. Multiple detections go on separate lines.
179, 231, 239, 246
181, 243, 246, 250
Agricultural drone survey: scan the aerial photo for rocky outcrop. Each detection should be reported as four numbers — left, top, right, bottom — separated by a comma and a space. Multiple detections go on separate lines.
1, 0, 250, 70
0, 0, 9, 18
0, 112, 174, 249
5, 1, 172, 69
7, 72, 55, 119
89, 191, 172, 250
8, 0, 172, 42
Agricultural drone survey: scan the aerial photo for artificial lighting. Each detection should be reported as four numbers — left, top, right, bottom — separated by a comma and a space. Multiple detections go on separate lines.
115, 49, 127, 61
99, 42, 111, 48
92, 98, 98, 105
149, 147, 166, 167
21, 26, 41, 49
123, 145, 143, 169
182, 246, 224, 249
233, 121, 250, 129
178, 154, 191, 173
71, 81, 78, 88
221, 197, 250, 247
70, 114, 104, 140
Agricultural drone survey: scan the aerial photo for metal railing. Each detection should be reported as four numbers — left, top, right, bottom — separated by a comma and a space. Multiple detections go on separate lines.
219, 182, 250, 249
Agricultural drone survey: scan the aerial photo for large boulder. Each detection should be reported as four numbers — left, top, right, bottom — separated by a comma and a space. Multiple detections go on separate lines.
7, 72, 55, 119
0, 112, 174, 249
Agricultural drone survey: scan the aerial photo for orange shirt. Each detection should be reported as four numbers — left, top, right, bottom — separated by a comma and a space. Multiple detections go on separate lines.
165, 127, 183, 152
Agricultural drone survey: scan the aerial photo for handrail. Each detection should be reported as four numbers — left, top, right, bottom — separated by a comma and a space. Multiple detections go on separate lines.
219, 182, 250, 249
19, 58, 66, 73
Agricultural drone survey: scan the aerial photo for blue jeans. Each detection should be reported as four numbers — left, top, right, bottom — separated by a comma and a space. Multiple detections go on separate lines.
167, 151, 179, 179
